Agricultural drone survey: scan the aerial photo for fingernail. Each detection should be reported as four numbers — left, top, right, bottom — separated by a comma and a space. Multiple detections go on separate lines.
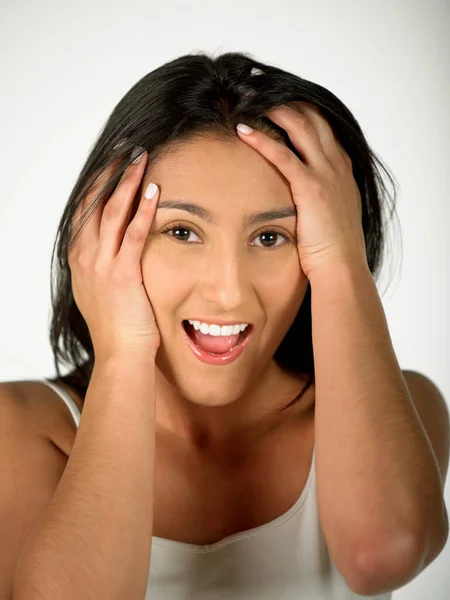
113, 139, 128, 151
145, 182, 158, 200
131, 146, 146, 163
236, 123, 253, 134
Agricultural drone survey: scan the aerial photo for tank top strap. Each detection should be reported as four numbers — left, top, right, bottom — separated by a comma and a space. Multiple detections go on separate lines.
39, 378, 81, 428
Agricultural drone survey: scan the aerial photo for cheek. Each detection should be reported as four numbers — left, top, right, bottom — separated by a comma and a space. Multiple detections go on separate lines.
140, 251, 190, 319
267, 277, 307, 320
269, 257, 308, 321
255, 262, 308, 329
142, 238, 191, 273
255, 252, 305, 291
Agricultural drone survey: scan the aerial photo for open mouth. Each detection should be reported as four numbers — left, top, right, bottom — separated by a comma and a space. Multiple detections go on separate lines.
182, 320, 252, 348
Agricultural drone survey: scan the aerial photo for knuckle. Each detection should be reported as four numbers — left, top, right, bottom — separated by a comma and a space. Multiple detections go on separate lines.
73, 251, 91, 270
275, 146, 294, 165
336, 154, 351, 176
92, 258, 110, 279
323, 161, 336, 178
123, 225, 145, 244
295, 112, 309, 127
335, 143, 351, 166
343, 152, 353, 169
136, 202, 152, 220
337, 156, 350, 174
102, 202, 121, 221
287, 108, 309, 129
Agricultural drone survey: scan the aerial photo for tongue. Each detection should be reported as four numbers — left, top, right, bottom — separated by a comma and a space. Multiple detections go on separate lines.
189, 325, 241, 354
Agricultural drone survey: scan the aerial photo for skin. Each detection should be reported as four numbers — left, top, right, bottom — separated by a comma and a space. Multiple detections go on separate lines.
139, 134, 312, 453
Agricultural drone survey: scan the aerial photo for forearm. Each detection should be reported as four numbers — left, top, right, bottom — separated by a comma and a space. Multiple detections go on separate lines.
13, 355, 157, 600
308, 261, 444, 566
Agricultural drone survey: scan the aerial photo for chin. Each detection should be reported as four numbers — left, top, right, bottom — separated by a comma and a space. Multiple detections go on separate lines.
180, 383, 247, 408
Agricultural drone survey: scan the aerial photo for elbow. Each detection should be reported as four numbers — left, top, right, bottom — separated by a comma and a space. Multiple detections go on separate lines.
345, 532, 425, 596
345, 506, 449, 596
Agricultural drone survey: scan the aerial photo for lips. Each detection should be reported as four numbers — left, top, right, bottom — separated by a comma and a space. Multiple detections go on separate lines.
181, 320, 254, 365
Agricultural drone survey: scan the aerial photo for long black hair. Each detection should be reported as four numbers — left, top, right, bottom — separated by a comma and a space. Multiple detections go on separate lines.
48, 50, 401, 412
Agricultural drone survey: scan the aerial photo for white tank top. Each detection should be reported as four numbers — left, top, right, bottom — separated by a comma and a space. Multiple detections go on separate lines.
40, 378, 392, 600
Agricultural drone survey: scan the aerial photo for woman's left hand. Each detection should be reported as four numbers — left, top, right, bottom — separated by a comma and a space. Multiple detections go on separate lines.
236, 102, 368, 280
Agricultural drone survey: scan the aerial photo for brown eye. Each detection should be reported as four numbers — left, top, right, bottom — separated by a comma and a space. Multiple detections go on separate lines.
252, 230, 290, 248
161, 223, 201, 243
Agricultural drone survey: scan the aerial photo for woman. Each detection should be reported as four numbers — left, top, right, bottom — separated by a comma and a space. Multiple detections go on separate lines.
2, 51, 448, 599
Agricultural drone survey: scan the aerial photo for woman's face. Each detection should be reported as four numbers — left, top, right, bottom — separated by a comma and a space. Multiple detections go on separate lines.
141, 134, 309, 416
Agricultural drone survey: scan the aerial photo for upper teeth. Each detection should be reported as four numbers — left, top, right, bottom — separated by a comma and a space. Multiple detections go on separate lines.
188, 320, 249, 336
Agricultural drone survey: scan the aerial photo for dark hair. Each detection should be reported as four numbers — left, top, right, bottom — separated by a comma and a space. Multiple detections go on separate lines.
47, 50, 401, 413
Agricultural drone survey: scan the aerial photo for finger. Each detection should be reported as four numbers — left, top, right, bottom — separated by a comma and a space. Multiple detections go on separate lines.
298, 103, 350, 167
97, 150, 148, 262
69, 155, 125, 255
236, 123, 309, 189
82, 156, 127, 246
118, 180, 159, 269
263, 104, 330, 171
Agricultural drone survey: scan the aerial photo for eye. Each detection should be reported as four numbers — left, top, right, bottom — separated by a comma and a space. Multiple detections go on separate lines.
160, 222, 293, 248
252, 230, 290, 248
161, 223, 201, 243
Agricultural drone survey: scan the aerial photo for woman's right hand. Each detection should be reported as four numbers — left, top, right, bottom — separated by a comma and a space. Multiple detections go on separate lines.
68, 147, 161, 360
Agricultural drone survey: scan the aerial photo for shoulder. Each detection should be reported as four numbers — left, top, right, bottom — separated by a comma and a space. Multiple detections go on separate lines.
0, 381, 74, 597
402, 369, 449, 487
0, 378, 83, 456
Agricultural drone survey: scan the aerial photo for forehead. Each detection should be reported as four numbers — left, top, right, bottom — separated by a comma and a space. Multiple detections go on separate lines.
144, 135, 296, 227
147, 135, 290, 195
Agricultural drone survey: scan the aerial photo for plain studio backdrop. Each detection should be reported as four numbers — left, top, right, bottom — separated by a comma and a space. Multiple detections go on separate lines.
0, 0, 448, 597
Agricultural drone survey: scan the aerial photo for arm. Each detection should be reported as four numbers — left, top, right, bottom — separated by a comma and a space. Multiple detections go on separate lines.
309, 260, 448, 596
232, 100, 448, 595
13, 354, 157, 600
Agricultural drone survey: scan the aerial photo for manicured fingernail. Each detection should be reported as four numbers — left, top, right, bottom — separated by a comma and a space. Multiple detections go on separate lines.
145, 182, 158, 200
131, 146, 146, 163
236, 123, 253, 134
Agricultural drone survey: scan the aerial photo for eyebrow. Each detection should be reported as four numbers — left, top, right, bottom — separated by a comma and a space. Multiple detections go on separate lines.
156, 200, 297, 226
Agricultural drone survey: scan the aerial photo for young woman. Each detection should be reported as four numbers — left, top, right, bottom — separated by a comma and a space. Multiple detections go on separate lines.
2, 52, 448, 599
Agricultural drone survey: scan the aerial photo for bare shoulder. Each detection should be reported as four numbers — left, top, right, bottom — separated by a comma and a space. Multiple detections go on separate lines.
402, 369, 449, 487
0, 378, 83, 457
0, 380, 81, 596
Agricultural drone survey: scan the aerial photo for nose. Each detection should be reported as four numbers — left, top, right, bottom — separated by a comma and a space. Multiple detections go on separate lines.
198, 248, 248, 313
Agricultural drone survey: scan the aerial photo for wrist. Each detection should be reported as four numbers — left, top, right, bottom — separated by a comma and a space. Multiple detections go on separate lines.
93, 347, 158, 370
307, 257, 371, 287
